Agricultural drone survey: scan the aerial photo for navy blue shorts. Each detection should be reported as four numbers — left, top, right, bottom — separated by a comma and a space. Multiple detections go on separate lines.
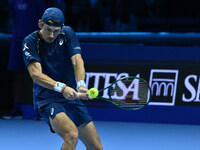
37, 100, 92, 133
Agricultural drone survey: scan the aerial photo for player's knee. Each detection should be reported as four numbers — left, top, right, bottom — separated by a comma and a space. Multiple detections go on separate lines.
63, 127, 79, 144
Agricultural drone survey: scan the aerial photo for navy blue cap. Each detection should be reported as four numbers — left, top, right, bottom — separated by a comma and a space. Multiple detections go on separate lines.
41, 7, 64, 27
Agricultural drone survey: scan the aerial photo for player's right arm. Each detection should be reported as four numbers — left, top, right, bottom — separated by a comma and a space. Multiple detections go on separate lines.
27, 60, 78, 100
27, 60, 56, 90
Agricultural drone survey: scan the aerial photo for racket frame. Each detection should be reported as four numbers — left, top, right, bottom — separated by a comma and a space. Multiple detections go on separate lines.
95, 76, 152, 110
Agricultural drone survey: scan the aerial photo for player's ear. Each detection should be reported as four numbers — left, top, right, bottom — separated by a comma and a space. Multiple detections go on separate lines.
38, 19, 43, 29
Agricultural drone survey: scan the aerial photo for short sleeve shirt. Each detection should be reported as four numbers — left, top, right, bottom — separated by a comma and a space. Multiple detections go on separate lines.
22, 26, 81, 109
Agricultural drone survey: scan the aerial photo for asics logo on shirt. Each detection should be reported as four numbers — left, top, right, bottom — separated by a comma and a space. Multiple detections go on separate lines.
50, 108, 54, 116
59, 39, 64, 45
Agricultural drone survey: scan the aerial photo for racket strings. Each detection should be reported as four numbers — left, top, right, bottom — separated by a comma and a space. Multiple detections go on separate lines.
109, 79, 150, 110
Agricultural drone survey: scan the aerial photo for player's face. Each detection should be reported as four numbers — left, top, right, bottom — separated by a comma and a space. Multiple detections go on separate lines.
41, 24, 62, 43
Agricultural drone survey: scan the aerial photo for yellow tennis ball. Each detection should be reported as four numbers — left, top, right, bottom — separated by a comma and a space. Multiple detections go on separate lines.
88, 88, 99, 98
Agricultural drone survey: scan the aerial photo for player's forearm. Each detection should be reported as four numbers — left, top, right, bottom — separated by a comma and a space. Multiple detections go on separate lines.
72, 54, 85, 81
28, 61, 57, 90
74, 63, 85, 81
31, 71, 56, 90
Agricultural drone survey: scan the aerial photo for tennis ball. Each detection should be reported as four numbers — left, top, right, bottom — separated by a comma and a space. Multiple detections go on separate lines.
88, 88, 99, 98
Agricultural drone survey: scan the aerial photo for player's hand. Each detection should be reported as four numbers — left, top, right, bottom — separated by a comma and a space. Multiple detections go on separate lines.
62, 86, 79, 100
78, 86, 89, 100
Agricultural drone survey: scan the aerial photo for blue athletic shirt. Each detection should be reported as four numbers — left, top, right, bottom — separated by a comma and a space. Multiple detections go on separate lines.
22, 26, 81, 110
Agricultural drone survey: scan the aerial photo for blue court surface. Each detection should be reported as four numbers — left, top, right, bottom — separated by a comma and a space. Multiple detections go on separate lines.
0, 119, 200, 150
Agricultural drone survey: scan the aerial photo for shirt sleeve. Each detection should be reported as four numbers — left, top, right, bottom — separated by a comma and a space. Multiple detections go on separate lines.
64, 26, 81, 57
22, 36, 41, 67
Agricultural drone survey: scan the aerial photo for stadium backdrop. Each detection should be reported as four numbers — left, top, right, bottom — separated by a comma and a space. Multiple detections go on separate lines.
1, 33, 200, 124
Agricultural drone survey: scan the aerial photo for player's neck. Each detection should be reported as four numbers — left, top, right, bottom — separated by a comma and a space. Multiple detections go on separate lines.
39, 30, 43, 39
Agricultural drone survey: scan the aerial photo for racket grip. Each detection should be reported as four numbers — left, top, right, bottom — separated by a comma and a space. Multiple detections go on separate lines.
77, 92, 82, 96
77, 92, 90, 100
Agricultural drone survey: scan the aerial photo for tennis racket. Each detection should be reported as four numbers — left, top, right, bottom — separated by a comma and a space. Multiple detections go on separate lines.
89, 76, 151, 110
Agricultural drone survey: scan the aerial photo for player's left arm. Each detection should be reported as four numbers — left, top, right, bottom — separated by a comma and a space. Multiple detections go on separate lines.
71, 53, 89, 99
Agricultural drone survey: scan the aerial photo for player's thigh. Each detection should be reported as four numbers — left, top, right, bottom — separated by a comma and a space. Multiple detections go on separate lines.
49, 112, 78, 139
78, 121, 102, 149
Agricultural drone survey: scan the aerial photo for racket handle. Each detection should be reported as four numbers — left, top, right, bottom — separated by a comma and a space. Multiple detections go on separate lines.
77, 92, 89, 100
77, 92, 83, 97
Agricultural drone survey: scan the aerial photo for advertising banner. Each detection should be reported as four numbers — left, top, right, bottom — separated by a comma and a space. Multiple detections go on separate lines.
85, 66, 200, 105
82, 45, 200, 124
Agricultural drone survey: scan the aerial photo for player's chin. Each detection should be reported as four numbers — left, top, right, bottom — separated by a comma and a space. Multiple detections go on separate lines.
46, 38, 55, 43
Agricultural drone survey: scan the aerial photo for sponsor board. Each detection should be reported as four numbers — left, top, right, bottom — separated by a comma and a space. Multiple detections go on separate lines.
85, 64, 200, 107
149, 69, 179, 106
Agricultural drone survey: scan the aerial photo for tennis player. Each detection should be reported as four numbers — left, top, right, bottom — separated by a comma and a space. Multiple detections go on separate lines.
22, 7, 103, 150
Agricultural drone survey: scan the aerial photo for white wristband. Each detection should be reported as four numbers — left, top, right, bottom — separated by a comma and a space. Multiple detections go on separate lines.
54, 82, 66, 93
77, 80, 86, 90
